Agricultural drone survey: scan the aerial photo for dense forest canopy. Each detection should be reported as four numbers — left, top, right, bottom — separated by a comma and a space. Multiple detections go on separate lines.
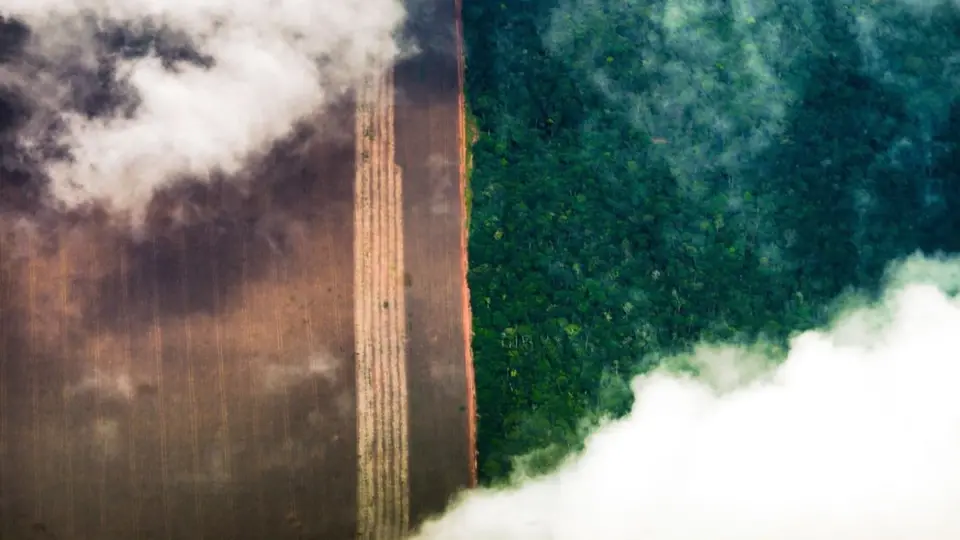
463, 0, 960, 482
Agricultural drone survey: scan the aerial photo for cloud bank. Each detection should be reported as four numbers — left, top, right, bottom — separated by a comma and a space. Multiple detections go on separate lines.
413, 254, 960, 539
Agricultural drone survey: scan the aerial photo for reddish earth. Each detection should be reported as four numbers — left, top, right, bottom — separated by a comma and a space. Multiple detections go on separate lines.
0, 1, 474, 538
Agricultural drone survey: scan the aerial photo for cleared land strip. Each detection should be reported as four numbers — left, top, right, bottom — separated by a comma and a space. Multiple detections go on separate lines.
354, 65, 410, 540
454, 0, 478, 487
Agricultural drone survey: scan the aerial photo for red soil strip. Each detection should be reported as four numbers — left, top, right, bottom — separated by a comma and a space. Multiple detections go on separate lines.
453, 0, 478, 488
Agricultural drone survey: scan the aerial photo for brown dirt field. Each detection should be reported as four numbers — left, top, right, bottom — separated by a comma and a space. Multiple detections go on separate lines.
0, 0, 473, 538
392, 0, 476, 523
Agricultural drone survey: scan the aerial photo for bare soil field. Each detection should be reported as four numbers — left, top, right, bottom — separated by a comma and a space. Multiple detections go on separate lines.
0, 0, 473, 538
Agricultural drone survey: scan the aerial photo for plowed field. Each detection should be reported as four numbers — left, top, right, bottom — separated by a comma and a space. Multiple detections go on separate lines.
0, 0, 473, 538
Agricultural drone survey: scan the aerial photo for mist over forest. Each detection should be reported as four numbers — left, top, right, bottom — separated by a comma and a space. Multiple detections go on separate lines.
463, 0, 960, 480
407, 0, 960, 536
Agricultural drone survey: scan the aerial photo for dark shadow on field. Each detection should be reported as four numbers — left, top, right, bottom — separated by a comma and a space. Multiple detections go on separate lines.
0, 14, 358, 333
394, 0, 460, 109
86, 105, 355, 333
0, 101, 355, 334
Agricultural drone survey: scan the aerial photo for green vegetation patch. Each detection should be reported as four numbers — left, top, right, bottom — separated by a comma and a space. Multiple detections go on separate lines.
463, 0, 960, 482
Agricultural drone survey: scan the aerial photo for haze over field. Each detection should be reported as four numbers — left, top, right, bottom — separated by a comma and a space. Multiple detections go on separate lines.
0, 0, 407, 221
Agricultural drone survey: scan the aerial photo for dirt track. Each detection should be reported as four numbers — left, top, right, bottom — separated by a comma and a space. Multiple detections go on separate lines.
0, 0, 473, 538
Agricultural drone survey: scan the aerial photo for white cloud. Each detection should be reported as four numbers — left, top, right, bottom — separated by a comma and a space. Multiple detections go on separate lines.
413, 255, 960, 539
0, 0, 406, 219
